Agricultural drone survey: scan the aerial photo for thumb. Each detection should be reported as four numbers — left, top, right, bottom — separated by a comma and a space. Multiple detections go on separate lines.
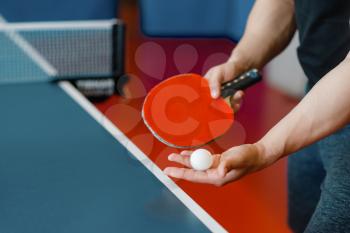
217, 147, 246, 177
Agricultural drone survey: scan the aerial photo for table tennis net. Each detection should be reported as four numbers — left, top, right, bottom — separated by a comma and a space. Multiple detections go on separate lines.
0, 20, 123, 85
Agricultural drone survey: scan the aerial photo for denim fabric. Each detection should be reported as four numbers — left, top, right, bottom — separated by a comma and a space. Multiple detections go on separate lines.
288, 123, 350, 232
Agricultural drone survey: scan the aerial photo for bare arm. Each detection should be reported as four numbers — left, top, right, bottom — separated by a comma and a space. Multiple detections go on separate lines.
258, 54, 350, 164
230, 0, 297, 69
206, 0, 296, 107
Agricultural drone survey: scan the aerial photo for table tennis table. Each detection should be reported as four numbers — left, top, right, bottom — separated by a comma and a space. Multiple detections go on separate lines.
0, 19, 226, 232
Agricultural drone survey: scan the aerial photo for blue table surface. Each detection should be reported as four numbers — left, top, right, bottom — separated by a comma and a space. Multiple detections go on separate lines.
0, 82, 209, 233
0, 33, 51, 84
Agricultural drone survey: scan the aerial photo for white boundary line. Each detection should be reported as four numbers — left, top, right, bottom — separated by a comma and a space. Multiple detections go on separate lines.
0, 19, 119, 31
59, 81, 228, 233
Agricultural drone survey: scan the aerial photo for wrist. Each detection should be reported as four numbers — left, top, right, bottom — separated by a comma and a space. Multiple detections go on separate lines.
229, 43, 266, 72
228, 47, 254, 70
231, 31, 280, 70
253, 140, 281, 167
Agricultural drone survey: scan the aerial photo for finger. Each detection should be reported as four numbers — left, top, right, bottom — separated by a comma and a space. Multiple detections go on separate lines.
217, 150, 245, 177
233, 103, 242, 113
210, 154, 223, 168
221, 169, 246, 185
205, 68, 223, 98
232, 90, 244, 103
180, 150, 193, 156
230, 90, 244, 112
217, 160, 229, 178
168, 153, 191, 168
164, 167, 210, 183
164, 167, 225, 185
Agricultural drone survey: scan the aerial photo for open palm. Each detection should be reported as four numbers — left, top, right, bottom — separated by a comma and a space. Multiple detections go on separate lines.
164, 144, 266, 186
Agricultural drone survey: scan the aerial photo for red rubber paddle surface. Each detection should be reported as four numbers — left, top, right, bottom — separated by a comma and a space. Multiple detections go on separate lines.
142, 73, 234, 148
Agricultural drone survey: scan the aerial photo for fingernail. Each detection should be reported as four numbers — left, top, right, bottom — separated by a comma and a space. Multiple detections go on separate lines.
211, 89, 218, 98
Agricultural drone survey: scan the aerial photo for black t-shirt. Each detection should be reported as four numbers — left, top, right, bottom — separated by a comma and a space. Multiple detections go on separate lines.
295, 0, 350, 85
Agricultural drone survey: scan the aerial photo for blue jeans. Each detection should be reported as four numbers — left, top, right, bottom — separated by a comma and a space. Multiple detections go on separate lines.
288, 123, 350, 233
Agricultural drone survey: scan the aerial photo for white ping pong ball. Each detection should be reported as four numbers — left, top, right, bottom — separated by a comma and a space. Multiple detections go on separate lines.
190, 149, 213, 171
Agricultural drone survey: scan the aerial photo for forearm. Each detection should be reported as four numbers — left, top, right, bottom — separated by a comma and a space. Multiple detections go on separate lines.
257, 56, 350, 164
229, 0, 296, 69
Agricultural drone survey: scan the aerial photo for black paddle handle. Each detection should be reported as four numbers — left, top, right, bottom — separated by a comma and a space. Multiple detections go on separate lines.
220, 69, 262, 98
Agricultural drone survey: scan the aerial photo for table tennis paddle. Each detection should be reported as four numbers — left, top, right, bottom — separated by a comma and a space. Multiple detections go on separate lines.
142, 69, 262, 148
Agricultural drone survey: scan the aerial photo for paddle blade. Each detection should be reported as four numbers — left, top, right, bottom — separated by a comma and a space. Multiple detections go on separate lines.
142, 73, 234, 148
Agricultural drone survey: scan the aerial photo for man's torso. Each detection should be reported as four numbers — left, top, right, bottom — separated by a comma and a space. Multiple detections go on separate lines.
295, 0, 350, 85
